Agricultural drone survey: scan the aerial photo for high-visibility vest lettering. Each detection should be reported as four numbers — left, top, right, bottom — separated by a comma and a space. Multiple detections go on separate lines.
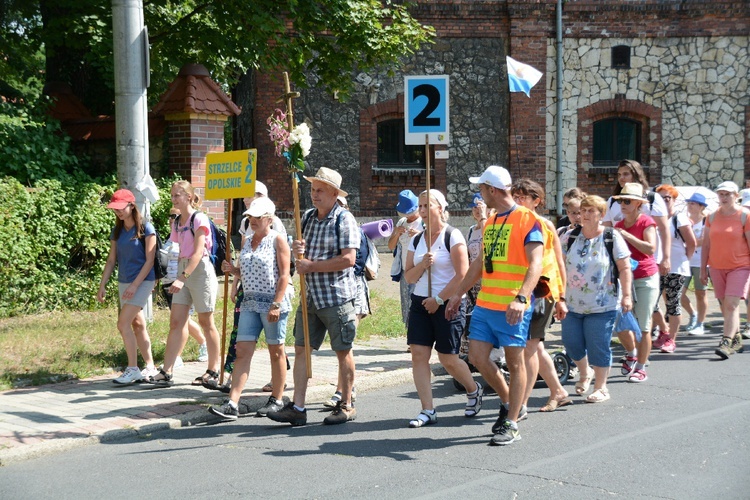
476, 207, 537, 311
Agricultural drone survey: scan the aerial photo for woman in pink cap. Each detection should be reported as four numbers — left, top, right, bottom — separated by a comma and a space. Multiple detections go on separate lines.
97, 189, 158, 384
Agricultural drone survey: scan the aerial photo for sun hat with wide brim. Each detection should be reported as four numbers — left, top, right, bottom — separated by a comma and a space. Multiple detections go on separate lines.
613, 182, 647, 202
303, 167, 348, 197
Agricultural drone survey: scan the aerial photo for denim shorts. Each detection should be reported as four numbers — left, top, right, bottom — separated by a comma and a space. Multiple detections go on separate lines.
468, 305, 531, 348
237, 310, 289, 345
561, 310, 617, 368
407, 294, 465, 354
294, 300, 357, 352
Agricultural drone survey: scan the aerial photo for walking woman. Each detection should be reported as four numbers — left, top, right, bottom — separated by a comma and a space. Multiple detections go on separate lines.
209, 197, 291, 420
701, 181, 750, 359
404, 189, 478, 427
97, 189, 158, 384
145, 180, 221, 387
510, 179, 570, 412
614, 183, 660, 383
560, 195, 632, 402
651, 185, 696, 353
681, 192, 710, 336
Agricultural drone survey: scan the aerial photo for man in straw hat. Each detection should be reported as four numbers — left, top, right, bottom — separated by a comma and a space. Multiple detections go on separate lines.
446, 165, 544, 446
267, 167, 361, 426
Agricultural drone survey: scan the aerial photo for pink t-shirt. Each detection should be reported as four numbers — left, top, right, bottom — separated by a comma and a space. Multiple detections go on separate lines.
616, 214, 658, 279
170, 211, 211, 259
706, 209, 750, 269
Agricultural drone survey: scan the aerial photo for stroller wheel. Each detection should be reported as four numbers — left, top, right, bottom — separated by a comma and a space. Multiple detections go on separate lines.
553, 352, 571, 385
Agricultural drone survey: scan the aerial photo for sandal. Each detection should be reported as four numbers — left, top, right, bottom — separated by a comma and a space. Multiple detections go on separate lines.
199, 370, 220, 390
585, 388, 610, 403
575, 367, 595, 395
408, 410, 437, 428
540, 396, 572, 412
143, 368, 173, 388
262, 380, 273, 392
464, 382, 483, 417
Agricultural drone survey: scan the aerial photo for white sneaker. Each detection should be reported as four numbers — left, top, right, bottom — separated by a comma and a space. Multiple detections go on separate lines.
688, 325, 705, 336
113, 366, 143, 384
141, 365, 158, 380
198, 343, 208, 362
174, 356, 184, 369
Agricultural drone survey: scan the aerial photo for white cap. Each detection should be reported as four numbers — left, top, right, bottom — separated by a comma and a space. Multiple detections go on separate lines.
421, 189, 448, 210
469, 165, 512, 190
254, 180, 268, 197
243, 197, 275, 217
715, 181, 739, 194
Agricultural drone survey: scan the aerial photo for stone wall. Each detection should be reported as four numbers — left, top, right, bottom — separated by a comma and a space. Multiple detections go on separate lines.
548, 35, 750, 203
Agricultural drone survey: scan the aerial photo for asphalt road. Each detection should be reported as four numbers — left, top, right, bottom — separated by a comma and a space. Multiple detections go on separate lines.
1, 332, 749, 499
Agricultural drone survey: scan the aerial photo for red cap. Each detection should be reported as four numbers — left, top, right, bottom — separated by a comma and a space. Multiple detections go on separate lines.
107, 189, 136, 209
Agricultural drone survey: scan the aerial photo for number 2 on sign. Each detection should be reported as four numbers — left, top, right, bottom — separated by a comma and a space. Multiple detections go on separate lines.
412, 84, 441, 127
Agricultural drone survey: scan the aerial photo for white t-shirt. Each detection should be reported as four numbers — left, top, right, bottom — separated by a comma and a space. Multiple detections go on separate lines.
409, 226, 466, 297
604, 192, 668, 263
670, 212, 692, 276
688, 218, 705, 268
399, 217, 424, 267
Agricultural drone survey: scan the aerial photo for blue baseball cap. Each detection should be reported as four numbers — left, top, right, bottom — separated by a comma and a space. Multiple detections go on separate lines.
395, 190, 419, 215
468, 192, 483, 208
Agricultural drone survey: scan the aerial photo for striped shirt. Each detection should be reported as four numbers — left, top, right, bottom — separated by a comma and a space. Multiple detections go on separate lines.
301, 204, 361, 309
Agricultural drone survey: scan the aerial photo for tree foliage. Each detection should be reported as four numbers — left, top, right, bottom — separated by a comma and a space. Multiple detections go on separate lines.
1, 0, 434, 113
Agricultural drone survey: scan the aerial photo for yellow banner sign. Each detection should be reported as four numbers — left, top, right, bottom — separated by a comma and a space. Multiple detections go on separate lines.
205, 149, 257, 200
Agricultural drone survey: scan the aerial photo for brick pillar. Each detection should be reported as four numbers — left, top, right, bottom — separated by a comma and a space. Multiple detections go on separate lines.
164, 115, 228, 224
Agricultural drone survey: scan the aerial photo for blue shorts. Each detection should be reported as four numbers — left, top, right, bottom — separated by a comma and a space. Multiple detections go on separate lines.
561, 310, 616, 368
468, 305, 531, 348
407, 294, 465, 354
237, 310, 289, 344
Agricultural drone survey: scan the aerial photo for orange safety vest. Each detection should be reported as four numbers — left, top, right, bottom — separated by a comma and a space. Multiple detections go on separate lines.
533, 213, 564, 301
476, 206, 539, 311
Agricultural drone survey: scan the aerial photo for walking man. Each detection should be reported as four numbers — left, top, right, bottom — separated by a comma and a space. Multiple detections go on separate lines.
267, 167, 361, 426
447, 165, 543, 445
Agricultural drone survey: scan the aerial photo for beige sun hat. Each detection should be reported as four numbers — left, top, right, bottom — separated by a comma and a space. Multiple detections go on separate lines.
303, 167, 348, 197
613, 182, 646, 202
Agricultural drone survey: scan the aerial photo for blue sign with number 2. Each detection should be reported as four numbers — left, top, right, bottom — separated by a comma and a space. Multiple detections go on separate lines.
404, 75, 450, 145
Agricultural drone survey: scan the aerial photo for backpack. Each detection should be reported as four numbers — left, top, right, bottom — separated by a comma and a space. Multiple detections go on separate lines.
139, 226, 165, 281
186, 212, 229, 277
412, 224, 459, 254
565, 225, 620, 294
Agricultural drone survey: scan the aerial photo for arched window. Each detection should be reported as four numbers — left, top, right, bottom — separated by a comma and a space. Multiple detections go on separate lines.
593, 118, 641, 167
377, 119, 425, 168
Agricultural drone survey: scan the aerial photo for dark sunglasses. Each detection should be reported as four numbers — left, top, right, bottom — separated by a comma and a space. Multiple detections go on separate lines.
620, 199, 634, 205
169, 214, 179, 219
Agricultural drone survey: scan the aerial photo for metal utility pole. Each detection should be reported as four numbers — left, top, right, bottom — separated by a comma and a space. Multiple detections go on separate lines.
112, 0, 150, 203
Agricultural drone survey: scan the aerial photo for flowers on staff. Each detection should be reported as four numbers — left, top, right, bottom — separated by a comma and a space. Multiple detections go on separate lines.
267, 108, 311, 173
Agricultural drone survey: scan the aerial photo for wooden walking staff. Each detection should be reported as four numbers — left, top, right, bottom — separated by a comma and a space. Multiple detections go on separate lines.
424, 133, 432, 296
218, 200, 233, 386
281, 72, 313, 378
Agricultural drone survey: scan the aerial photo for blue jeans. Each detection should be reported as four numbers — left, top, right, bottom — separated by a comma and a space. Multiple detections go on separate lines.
561, 310, 617, 368
237, 309, 288, 344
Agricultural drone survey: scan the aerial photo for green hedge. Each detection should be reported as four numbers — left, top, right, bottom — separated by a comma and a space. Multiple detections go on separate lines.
0, 176, 175, 317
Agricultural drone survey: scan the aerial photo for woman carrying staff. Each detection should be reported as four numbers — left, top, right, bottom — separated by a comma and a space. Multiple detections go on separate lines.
651, 185, 696, 353
510, 179, 570, 412
97, 189, 158, 384
404, 189, 478, 427
209, 197, 291, 420
701, 181, 750, 360
614, 183, 660, 383
145, 180, 221, 388
561, 195, 632, 402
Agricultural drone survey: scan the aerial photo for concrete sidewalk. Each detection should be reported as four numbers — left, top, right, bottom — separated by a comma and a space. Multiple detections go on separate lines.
0, 336, 442, 466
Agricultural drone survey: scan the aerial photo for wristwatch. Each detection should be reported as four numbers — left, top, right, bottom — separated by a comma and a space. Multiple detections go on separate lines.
515, 295, 528, 304
558, 296, 567, 302
270, 301, 281, 310
434, 296, 445, 306
181, 271, 190, 279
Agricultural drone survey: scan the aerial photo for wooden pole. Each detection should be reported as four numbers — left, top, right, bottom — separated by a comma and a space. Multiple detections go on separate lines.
282, 72, 313, 379
219, 200, 233, 385
424, 134, 432, 296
